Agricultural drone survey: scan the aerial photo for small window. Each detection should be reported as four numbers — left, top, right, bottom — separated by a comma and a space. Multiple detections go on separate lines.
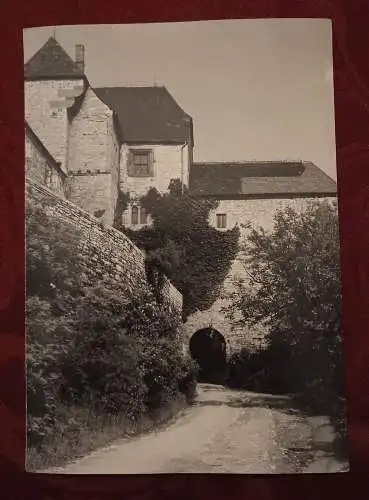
216, 213, 227, 229
140, 206, 148, 225
128, 150, 153, 177
131, 205, 139, 225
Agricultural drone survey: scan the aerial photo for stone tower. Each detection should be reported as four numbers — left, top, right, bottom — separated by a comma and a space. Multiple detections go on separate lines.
24, 37, 120, 226
24, 37, 86, 173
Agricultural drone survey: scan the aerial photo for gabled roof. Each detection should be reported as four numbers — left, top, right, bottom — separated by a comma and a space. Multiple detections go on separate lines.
189, 161, 337, 198
93, 86, 193, 144
24, 37, 84, 80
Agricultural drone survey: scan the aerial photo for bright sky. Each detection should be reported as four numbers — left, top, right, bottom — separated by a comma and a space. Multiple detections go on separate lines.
23, 19, 337, 180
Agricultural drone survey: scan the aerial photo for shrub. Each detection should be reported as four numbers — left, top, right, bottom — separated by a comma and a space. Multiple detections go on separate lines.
226, 348, 273, 393
26, 200, 198, 454
225, 200, 347, 446
26, 295, 75, 447
178, 356, 199, 403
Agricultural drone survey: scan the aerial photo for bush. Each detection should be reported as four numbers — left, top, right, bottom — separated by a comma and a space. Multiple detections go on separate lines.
26, 201, 198, 455
226, 348, 273, 393
225, 200, 347, 447
26, 296, 74, 448
178, 356, 199, 403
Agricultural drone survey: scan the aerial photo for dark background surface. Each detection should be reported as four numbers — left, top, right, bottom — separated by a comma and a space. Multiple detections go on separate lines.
1, 0, 368, 498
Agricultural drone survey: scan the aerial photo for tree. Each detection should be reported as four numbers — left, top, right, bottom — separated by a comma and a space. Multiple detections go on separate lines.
122, 179, 240, 319
227, 200, 341, 336
225, 200, 346, 441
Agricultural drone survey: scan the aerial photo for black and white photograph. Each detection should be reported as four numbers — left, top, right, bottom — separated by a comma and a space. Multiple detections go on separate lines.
24, 19, 349, 474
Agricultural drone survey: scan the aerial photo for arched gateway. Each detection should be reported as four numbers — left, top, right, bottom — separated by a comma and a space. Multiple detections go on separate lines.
189, 327, 227, 384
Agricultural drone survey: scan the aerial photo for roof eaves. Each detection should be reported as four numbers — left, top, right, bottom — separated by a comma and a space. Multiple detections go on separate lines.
25, 73, 84, 81
189, 191, 337, 199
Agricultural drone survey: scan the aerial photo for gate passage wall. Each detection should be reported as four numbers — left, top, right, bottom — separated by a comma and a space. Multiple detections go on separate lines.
183, 196, 337, 355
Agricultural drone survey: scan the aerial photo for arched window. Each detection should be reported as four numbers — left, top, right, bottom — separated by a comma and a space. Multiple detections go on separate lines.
140, 206, 148, 225
131, 205, 139, 225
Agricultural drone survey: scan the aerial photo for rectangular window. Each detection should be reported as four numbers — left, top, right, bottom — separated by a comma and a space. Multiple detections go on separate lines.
216, 213, 227, 229
128, 150, 153, 177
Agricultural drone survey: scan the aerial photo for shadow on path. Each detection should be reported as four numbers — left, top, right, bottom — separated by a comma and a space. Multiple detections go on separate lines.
193, 384, 349, 473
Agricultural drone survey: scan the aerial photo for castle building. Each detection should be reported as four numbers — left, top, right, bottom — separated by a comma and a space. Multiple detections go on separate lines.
25, 37, 338, 354
25, 37, 193, 228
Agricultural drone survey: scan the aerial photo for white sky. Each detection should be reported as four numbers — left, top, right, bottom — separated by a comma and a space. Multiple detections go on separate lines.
24, 19, 337, 179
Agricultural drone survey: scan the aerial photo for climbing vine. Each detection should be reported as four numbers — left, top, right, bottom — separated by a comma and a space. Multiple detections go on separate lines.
113, 189, 130, 230
123, 179, 240, 319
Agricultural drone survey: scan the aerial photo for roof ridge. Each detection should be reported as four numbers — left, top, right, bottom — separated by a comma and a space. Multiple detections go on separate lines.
192, 160, 304, 166
24, 36, 57, 65
303, 161, 336, 183
93, 84, 166, 89
93, 86, 192, 144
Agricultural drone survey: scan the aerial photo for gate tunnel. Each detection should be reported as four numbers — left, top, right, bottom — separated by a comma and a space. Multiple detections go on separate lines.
189, 327, 227, 384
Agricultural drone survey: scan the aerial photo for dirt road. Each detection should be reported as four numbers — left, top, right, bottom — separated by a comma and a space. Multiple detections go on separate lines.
51, 384, 348, 474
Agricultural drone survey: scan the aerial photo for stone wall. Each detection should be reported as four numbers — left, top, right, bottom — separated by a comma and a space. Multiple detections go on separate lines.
25, 79, 85, 172
120, 143, 190, 198
183, 195, 338, 355
25, 124, 66, 198
66, 173, 117, 226
119, 143, 191, 228
26, 177, 183, 318
208, 196, 336, 235
67, 88, 120, 226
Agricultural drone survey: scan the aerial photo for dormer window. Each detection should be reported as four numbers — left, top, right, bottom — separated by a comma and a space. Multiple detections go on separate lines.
128, 149, 153, 177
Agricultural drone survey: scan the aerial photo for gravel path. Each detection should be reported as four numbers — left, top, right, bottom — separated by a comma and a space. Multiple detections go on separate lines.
49, 384, 348, 474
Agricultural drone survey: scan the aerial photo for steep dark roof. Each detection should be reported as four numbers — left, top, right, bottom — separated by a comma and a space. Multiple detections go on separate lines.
93, 86, 193, 144
25, 37, 84, 80
189, 161, 337, 198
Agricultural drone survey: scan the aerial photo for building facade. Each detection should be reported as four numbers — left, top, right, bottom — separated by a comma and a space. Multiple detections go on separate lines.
25, 37, 194, 227
184, 161, 338, 353
25, 37, 338, 354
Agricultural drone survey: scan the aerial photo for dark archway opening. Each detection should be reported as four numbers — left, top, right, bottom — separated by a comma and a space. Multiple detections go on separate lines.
189, 327, 227, 384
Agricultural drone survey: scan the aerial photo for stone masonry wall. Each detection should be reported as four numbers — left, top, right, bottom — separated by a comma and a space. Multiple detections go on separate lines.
119, 143, 190, 229
67, 88, 115, 174
27, 177, 183, 317
120, 143, 190, 198
67, 88, 119, 226
183, 195, 337, 355
25, 127, 66, 198
25, 79, 85, 172
66, 173, 116, 226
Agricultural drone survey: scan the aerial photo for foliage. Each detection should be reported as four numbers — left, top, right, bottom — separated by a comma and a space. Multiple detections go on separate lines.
113, 190, 130, 229
226, 348, 274, 393
26, 199, 198, 452
26, 199, 84, 447
225, 200, 347, 443
26, 199, 82, 302
123, 179, 240, 319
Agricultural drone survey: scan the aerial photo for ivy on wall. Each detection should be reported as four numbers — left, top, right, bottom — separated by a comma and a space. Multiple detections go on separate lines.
113, 190, 130, 230
122, 179, 240, 320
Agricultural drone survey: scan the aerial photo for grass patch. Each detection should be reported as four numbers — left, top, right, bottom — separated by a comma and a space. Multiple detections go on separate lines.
26, 395, 190, 472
